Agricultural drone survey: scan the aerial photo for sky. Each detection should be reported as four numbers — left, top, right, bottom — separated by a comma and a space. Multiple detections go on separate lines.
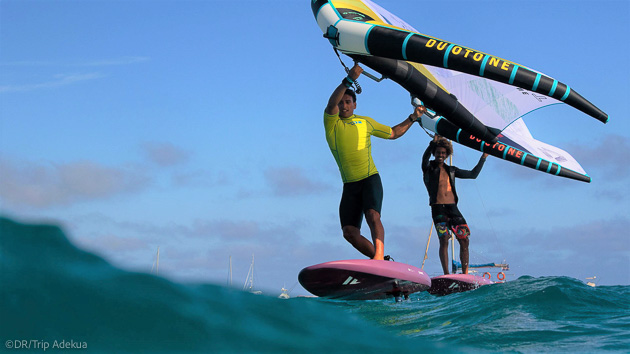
1, 0, 628, 296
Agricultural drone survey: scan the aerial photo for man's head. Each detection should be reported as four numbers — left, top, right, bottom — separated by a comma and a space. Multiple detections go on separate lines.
432, 136, 453, 164
338, 89, 357, 118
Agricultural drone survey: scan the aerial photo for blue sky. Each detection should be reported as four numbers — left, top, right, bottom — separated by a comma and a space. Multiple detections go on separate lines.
1, 0, 628, 296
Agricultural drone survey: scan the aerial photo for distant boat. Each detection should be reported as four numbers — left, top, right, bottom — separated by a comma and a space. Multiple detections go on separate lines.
278, 287, 290, 299
451, 260, 509, 282
586, 276, 597, 287
243, 254, 262, 295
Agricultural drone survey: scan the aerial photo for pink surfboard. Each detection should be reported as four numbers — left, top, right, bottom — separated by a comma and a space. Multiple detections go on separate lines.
298, 259, 431, 300
428, 273, 494, 296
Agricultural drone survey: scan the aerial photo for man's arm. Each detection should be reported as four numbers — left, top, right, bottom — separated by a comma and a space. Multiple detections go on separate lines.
421, 141, 434, 173
325, 64, 363, 115
455, 153, 488, 179
390, 105, 427, 140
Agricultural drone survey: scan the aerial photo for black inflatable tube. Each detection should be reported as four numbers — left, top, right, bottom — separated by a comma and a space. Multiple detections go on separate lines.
431, 118, 590, 183
365, 26, 608, 124
350, 54, 500, 144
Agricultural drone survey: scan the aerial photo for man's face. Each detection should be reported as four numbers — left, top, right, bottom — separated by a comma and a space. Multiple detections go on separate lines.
434, 146, 448, 164
338, 94, 356, 118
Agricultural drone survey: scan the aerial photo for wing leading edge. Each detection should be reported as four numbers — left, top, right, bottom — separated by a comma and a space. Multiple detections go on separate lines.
311, 0, 599, 182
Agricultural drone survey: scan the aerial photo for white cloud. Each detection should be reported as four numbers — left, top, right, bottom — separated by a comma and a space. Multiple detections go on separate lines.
264, 167, 330, 197
141, 142, 190, 167
171, 169, 215, 187
567, 134, 630, 179
0, 158, 150, 208
0, 56, 150, 93
79, 56, 150, 66
0, 72, 105, 93
496, 216, 630, 284
0, 56, 150, 67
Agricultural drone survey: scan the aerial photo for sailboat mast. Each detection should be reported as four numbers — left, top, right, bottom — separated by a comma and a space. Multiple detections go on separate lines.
250, 254, 255, 290
156, 246, 160, 275
228, 255, 233, 286
150, 246, 160, 275
243, 254, 255, 291
421, 224, 433, 270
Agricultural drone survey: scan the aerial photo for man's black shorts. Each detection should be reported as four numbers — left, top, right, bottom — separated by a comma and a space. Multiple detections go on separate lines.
339, 173, 383, 228
431, 203, 467, 227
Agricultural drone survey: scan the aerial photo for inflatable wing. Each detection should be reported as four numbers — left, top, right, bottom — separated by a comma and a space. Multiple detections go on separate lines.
311, 0, 606, 182
311, 0, 608, 127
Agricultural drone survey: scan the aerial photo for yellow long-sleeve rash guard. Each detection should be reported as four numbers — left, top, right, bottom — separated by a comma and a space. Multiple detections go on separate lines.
324, 112, 392, 183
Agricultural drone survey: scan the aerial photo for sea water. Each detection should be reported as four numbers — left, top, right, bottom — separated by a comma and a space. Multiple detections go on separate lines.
1, 216, 628, 353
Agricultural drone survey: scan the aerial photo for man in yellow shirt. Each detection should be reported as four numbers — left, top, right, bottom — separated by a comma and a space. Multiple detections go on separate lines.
325, 63, 426, 260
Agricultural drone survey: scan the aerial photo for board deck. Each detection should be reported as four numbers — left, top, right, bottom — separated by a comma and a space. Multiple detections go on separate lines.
298, 259, 431, 300
427, 274, 494, 296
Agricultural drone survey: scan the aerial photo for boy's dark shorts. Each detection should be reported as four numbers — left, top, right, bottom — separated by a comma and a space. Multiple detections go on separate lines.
339, 173, 383, 228
431, 204, 470, 239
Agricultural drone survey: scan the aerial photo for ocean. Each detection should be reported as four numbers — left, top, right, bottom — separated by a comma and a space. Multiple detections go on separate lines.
1, 216, 628, 353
